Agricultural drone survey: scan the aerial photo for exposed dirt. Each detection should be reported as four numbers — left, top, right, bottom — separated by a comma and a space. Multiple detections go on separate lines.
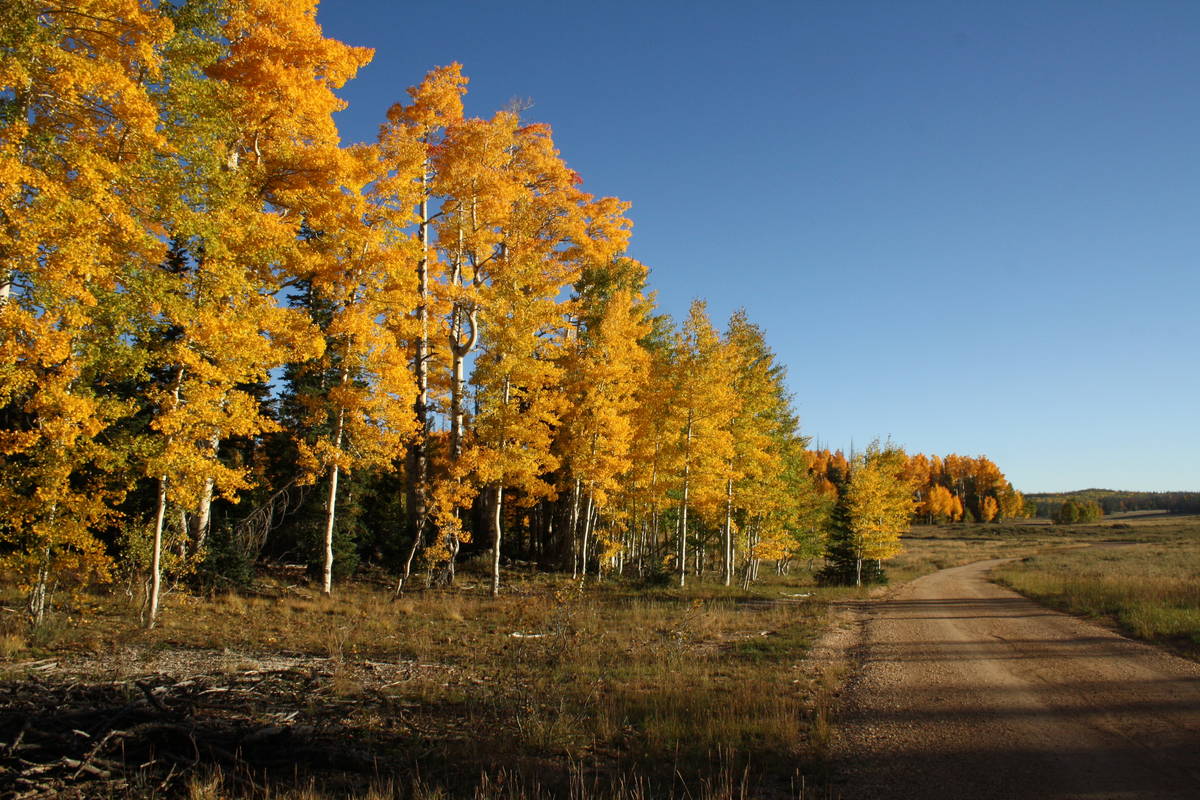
829, 558, 1200, 799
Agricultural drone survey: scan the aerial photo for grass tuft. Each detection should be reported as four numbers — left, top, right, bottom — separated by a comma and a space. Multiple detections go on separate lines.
0, 630, 26, 658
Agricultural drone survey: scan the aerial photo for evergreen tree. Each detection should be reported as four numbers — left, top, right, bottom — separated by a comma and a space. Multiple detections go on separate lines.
817, 492, 887, 586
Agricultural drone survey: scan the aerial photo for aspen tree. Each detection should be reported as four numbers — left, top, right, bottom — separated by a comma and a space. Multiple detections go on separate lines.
923, 485, 956, 522
378, 64, 466, 587
670, 301, 737, 587
420, 108, 521, 585
432, 111, 520, 464
979, 495, 999, 523
168, 0, 369, 548
0, 0, 173, 623
139, 0, 366, 625
997, 484, 1027, 520
558, 268, 652, 577
942, 453, 973, 521
720, 311, 781, 585
622, 317, 681, 576
843, 442, 916, 586
289, 145, 419, 595
458, 119, 630, 595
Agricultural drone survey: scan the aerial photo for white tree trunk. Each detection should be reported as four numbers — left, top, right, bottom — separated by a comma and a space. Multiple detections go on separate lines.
148, 475, 167, 628
569, 479, 581, 579
722, 475, 734, 586
322, 396, 347, 596
322, 462, 340, 596
322, 374, 348, 597
580, 492, 594, 579
28, 541, 51, 628
148, 368, 183, 627
678, 416, 693, 588
189, 435, 219, 555
403, 183, 430, 590
491, 484, 503, 597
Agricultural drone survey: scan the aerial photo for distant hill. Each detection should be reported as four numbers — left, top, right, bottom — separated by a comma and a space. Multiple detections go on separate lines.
1025, 489, 1200, 518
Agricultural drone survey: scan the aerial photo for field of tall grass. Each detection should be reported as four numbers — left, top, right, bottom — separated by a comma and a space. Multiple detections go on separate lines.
0, 567, 842, 799
992, 515, 1200, 659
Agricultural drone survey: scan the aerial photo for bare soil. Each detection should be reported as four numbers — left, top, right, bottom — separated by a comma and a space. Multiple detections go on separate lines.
829, 558, 1200, 799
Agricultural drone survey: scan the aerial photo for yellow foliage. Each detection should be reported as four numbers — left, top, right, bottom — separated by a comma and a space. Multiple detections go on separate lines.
846, 442, 917, 561
979, 495, 999, 523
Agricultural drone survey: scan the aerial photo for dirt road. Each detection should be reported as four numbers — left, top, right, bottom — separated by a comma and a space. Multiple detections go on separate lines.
830, 558, 1200, 799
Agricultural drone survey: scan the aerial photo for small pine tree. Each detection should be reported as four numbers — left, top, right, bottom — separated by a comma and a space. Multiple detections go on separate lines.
816, 494, 887, 586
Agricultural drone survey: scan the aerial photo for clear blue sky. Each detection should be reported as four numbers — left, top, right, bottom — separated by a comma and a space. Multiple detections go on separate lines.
317, 1, 1199, 493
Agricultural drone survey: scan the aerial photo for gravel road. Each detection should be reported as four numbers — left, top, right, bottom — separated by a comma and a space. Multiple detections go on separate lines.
830, 558, 1200, 799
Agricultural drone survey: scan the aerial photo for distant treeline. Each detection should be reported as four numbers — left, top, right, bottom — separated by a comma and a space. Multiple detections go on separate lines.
1027, 490, 1200, 518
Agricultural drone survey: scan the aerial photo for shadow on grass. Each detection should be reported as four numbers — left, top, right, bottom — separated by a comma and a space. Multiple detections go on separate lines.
0, 658, 824, 799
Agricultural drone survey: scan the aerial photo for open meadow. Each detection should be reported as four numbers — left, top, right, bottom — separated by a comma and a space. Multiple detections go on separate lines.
993, 514, 1200, 660
3, 515, 1197, 799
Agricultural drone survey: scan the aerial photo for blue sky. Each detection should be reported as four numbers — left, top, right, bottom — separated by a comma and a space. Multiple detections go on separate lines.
317, 1, 1199, 493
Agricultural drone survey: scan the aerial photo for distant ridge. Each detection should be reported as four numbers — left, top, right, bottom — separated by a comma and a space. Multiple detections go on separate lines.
1025, 489, 1200, 517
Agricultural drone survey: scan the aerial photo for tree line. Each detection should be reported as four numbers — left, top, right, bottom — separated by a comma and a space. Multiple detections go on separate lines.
1027, 490, 1200, 519
0, 0, 1025, 625
809, 450, 1028, 524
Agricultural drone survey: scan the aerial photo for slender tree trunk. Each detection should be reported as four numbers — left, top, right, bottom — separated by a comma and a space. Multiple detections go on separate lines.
678, 415, 693, 588
491, 484, 503, 597
404, 183, 430, 587
488, 375, 512, 596
449, 249, 477, 463
445, 535, 459, 584
648, 441, 661, 567
638, 518, 647, 577
395, 529, 421, 597
322, 463, 341, 596
722, 475, 734, 586
580, 492, 594, 579
29, 492, 53, 628
175, 510, 187, 557
322, 368, 348, 596
148, 368, 183, 628
188, 434, 218, 556
29, 551, 49, 623
147, 476, 167, 628
651, 505, 659, 563
569, 479, 581, 579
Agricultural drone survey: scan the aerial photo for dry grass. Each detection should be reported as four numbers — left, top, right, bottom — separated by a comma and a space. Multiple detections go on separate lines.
886, 515, 1178, 582
993, 515, 1200, 659
11, 516, 1187, 797
185, 762, 833, 800
1, 569, 840, 798
0, 631, 25, 659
